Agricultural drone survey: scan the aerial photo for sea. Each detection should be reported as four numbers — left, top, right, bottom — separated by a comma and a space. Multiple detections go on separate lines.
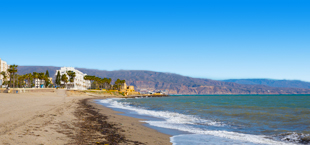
97, 95, 310, 145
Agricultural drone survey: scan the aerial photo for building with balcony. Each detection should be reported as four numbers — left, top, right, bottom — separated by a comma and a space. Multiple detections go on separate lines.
55, 67, 91, 90
33, 77, 52, 88
34, 78, 45, 88
0, 58, 9, 87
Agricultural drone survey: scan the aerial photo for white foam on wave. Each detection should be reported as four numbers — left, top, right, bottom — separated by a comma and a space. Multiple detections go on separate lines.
99, 98, 296, 145
148, 121, 297, 145
99, 98, 223, 126
171, 134, 264, 145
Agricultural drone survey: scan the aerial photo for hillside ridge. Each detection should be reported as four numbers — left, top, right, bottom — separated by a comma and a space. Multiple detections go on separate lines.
223, 79, 310, 89
17, 66, 310, 94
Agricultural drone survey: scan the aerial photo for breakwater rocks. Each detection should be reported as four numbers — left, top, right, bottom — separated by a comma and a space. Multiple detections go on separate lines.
124, 95, 169, 98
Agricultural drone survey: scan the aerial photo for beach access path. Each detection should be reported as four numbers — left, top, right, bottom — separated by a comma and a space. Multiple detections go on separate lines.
0, 90, 171, 145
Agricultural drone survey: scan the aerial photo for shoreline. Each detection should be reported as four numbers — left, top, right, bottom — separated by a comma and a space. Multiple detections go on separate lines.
0, 91, 172, 145
1, 91, 308, 144
87, 97, 172, 145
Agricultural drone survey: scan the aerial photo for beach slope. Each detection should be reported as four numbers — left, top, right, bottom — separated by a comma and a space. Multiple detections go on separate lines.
0, 90, 171, 145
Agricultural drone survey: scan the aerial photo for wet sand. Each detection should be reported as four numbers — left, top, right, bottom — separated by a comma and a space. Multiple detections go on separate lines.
87, 98, 172, 145
0, 90, 171, 145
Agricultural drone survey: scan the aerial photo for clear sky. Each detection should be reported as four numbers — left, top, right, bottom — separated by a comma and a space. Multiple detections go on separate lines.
0, 0, 309, 81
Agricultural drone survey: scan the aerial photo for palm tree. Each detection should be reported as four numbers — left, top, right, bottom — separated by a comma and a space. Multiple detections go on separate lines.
28, 73, 34, 88
7, 69, 12, 87
13, 74, 19, 88
33, 72, 39, 88
7, 64, 18, 88
26, 73, 33, 88
18, 75, 26, 88
38, 73, 45, 88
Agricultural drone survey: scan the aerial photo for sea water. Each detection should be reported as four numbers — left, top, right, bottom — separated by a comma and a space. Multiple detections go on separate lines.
97, 95, 310, 145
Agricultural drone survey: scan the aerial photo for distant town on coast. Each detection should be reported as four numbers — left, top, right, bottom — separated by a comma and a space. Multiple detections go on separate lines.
0, 58, 157, 96
1, 58, 310, 95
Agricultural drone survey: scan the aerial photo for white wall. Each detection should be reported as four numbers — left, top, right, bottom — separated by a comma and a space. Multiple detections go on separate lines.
55, 67, 91, 90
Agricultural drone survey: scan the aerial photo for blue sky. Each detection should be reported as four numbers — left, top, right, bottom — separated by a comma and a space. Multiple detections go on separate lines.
0, 0, 309, 81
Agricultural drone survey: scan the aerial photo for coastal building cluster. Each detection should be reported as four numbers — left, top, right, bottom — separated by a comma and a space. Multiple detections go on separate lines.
34, 78, 46, 88
0, 58, 142, 96
55, 67, 91, 90
33, 77, 53, 88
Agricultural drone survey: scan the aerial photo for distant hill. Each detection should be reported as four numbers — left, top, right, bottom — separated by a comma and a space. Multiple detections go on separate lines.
223, 79, 310, 89
17, 66, 310, 95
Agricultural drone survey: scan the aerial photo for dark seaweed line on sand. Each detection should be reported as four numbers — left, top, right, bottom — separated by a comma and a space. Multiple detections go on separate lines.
68, 98, 145, 145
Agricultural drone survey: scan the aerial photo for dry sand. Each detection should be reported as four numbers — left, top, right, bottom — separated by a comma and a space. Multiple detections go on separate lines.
0, 90, 172, 145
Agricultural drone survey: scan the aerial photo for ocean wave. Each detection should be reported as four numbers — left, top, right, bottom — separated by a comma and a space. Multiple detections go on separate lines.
99, 98, 224, 126
146, 121, 297, 145
277, 132, 310, 144
171, 134, 266, 145
98, 98, 299, 145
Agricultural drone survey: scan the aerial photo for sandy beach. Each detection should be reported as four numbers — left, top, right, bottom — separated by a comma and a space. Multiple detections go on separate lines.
0, 90, 171, 145
87, 99, 171, 145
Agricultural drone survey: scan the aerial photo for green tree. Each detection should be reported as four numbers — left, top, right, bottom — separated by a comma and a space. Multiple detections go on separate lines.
13, 74, 19, 88
7, 64, 18, 88
38, 73, 45, 88
114, 79, 124, 90
18, 74, 26, 88
44, 70, 50, 88
101, 78, 112, 89
107, 78, 112, 89
61, 74, 68, 88
94, 77, 101, 89
84, 75, 95, 89
44, 77, 51, 88
99, 78, 105, 89
55, 71, 61, 87
25, 73, 33, 88
45, 70, 50, 77
33, 72, 39, 88
67, 71, 76, 89
83, 76, 114, 90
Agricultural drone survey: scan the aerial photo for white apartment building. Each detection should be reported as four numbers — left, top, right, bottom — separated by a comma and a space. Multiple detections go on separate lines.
34, 78, 45, 88
55, 67, 91, 90
0, 58, 9, 87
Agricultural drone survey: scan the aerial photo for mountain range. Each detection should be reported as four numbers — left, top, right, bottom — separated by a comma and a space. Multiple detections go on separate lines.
17, 66, 310, 94
223, 79, 310, 89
